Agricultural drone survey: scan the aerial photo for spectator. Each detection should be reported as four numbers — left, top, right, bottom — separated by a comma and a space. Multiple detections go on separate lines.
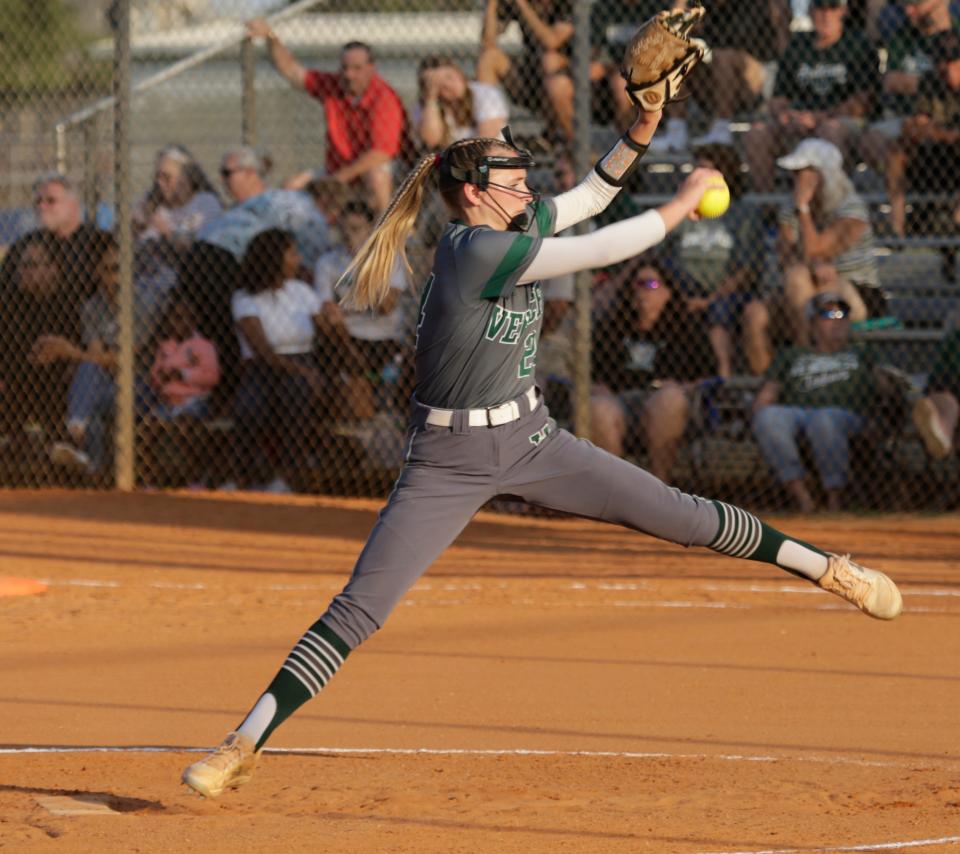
33, 234, 158, 475
314, 200, 410, 418
133, 144, 222, 257
246, 20, 408, 214
667, 143, 765, 377
911, 324, 960, 458
885, 28, 960, 235
0, 172, 103, 299
230, 228, 327, 492
219, 146, 274, 205
304, 176, 352, 240
744, 0, 879, 192
179, 148, 332, 412
689, 0, 790, 147
0, 233, 82, 456
139, 297, 220, 487
743, 138, 882, 374
590, 0, 665, 134
858, 0, 958, 203
477, 0, 575, 141
413, 56, 509, 150
752, 292, 887, 512
590, 256, 717, 482
147, 296, 220, 419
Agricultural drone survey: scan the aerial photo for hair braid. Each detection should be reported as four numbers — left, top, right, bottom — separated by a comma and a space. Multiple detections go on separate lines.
340, 153, 438, 311
340, 135, 517, 311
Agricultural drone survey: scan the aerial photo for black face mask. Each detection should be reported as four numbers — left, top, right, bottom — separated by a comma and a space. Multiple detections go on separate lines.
507, 210, 532, 232
483, 179, 540, 233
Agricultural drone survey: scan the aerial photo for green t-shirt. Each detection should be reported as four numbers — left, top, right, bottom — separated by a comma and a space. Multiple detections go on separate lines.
414, 199, 557, 410
916, 70, 960, 129
668, 199, 764, 294
774, 30, 879, 112
768, 344, 877, 414
884, 17, 960, 117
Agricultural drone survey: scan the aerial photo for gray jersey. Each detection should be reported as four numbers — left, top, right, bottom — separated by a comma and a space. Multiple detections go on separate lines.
414, 199, 557, 409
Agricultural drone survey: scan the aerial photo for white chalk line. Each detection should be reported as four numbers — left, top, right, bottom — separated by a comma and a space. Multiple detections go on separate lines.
0, 745, 954, 771
30, 576, 960, 614
698, 835, 960, 853
3, 741, 956, 851
5, 746, 957, 851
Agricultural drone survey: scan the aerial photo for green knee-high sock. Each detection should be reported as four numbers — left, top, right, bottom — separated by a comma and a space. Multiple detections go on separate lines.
236, 619, 351, 750
708, 500, 829, 581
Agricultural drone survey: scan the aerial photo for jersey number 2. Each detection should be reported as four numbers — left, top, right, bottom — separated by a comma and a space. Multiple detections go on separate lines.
518, 330, 537, 378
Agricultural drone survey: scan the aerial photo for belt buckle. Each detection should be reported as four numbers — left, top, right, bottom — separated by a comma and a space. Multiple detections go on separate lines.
487, 400, 518, 427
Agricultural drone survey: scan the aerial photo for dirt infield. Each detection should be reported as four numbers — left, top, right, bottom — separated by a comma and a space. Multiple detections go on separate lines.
0, 490, 958, 853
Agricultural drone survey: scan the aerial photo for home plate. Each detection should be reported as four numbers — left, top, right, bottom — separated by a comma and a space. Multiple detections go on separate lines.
37, 795, 118, 816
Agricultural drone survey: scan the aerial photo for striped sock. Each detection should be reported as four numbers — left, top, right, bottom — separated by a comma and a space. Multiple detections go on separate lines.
236, 620, 351, 750
708, 500, 829, 581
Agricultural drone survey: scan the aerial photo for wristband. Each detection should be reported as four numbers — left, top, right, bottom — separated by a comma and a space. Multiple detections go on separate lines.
795, 203, 811, 215
594, 134, 648, 188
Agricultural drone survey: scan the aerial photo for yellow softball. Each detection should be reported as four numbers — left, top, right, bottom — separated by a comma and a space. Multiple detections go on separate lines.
696, 178, 730, 219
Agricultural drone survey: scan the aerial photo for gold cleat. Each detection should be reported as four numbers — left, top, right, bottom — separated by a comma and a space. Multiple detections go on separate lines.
818, 553, 903, 620
181, 732, 258, 798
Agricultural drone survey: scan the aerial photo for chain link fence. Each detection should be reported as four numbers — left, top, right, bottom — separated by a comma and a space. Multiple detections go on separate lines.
0, 0, 957, 510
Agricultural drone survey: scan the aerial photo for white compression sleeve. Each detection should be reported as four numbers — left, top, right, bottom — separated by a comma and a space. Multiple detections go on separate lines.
519, 210, 666, 285
551, 170, 622, 233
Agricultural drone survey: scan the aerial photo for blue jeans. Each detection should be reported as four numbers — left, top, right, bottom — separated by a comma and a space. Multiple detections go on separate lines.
751, 405, 865, 491
66, 362, 116, 472
67, 362, 155, 472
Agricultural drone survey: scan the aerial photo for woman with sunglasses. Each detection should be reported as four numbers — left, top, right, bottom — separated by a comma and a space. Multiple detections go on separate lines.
590, 255, 717, 483
751, 292, 887, 513
182, 111, 902, 799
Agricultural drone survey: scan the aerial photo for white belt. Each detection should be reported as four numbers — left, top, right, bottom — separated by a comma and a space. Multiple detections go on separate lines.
425, 387, 538, 428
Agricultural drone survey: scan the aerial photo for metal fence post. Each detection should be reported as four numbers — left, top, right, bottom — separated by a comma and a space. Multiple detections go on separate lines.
241, 36, 257, 147
55, 123, 68, 178
571, 0, 594, 440
83, 121, 99, 224
113, 0, 134, 491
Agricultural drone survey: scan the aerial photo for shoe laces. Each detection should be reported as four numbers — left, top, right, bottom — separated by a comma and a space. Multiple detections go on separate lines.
830, 554, 869, 592
203, 733, 249, 773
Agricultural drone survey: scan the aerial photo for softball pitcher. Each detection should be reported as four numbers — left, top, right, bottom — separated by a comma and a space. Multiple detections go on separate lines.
182, 109, 902, 798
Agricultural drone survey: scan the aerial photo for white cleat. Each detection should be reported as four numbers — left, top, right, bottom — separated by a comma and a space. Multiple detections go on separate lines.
181, 732, 258, 798
818, 553, 903, 620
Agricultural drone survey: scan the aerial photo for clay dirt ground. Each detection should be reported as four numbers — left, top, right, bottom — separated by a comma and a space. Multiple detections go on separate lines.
0, 490, 958, 853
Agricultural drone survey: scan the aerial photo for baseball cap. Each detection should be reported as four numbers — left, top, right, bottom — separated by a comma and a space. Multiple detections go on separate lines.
776, 138, 844, 173
931, 29, 960, 64
806, 292, 852, 321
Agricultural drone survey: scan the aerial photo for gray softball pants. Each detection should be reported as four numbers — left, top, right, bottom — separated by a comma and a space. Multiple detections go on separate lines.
320, 389, 721, 649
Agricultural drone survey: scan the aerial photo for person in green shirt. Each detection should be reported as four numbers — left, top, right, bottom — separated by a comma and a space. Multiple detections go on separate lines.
744, 0, 879, 192
912, 325, 960, 458
859, 0, 959, 181
751, 292, 884, 511
885, 28, 960, 234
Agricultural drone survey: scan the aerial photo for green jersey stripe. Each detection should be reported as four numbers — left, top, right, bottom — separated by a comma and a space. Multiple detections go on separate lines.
479, 233, 535, 299
535, 200, 555, 237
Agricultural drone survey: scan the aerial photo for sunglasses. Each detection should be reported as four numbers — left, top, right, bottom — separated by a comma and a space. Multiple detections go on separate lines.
817, 306, 849, 319
639, 277, 664, 289
220, 166, 244, 179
